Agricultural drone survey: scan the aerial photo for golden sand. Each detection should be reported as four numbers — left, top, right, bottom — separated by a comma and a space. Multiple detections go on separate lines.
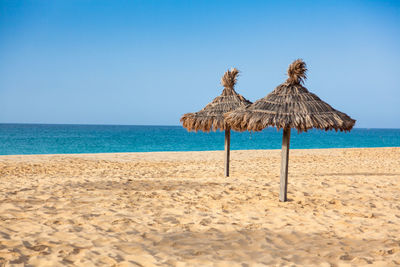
0, 147, 399, 266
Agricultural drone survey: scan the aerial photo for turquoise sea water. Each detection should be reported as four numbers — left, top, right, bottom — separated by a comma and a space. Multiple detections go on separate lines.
0, 124, 399, 155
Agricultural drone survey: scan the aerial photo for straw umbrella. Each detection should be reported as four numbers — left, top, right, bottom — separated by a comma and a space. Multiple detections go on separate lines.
225, 59, 356, 201
180, 68, 252, 177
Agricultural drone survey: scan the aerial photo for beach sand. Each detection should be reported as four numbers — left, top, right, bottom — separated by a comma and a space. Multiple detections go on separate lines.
0, 147, 399, 266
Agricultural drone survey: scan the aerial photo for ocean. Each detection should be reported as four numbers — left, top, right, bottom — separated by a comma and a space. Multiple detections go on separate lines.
0, 123, 399, 155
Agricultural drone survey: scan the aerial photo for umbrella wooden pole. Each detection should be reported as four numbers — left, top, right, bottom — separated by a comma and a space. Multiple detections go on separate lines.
224, 127, 231, 177
279, 128, 291, 202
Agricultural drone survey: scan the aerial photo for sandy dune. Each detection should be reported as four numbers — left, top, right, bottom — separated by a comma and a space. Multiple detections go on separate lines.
0, 147, 399, 266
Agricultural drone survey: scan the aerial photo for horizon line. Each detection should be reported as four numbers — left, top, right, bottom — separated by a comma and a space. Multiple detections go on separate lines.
0, 122, 399, 130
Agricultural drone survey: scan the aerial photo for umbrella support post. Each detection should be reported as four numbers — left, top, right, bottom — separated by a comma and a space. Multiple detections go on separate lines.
279, 128, 291, 202
224, 128, 231, 177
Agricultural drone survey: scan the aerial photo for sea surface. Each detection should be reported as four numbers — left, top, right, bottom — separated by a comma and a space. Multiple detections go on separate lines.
0, 123, 399, 155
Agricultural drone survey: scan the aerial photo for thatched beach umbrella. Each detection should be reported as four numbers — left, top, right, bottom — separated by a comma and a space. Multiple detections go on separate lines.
225, 59, 356, 201
180, 68, 252, 177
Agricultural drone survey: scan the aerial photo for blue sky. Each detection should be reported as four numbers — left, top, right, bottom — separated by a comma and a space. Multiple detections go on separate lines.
1, 0, 399, 128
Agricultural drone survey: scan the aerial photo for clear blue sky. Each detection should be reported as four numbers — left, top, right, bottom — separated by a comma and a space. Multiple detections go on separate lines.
1, 0, 399, 128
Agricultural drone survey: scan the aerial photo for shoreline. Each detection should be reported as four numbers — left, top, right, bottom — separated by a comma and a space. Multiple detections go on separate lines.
1, 147, 399, 266
1, 146, 399, 158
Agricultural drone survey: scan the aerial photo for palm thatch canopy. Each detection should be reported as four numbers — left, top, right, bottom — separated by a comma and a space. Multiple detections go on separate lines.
225, 59, 356, 133
181, 68, 252, 132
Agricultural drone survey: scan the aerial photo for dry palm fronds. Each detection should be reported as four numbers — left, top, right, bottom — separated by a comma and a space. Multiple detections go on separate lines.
221, 68, 240, 89
180, 68, 252, 132
225, 60, 355, 133
286, 59, 307, 85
